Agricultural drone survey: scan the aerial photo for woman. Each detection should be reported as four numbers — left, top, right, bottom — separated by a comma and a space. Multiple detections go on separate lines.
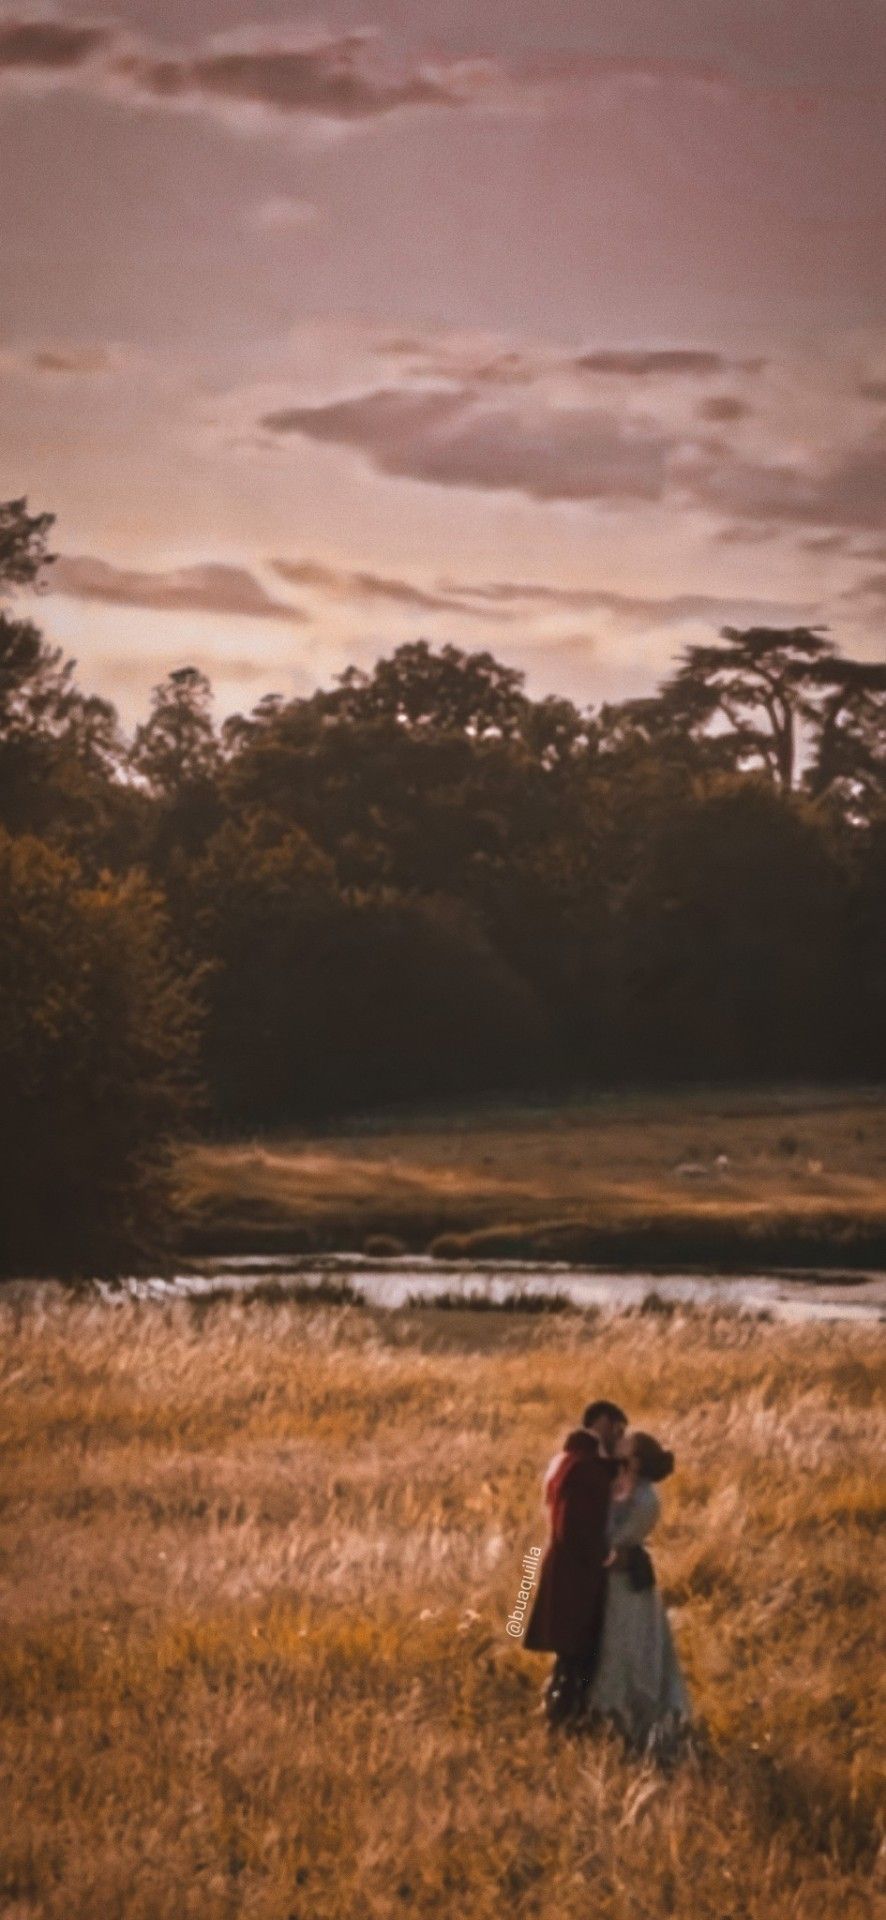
586, 1431, 691, 1756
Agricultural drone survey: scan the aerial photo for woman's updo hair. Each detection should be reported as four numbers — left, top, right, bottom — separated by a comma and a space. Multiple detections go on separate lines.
630, 1432, 675, 1483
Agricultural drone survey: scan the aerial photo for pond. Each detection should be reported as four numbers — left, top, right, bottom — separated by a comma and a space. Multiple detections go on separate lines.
102, 1254, 886, 1323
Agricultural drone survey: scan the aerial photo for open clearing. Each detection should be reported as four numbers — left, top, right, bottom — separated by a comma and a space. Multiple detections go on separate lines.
174, 1085, 886, 1265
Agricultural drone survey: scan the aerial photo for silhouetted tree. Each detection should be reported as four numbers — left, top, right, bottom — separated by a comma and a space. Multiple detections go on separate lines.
0, 496, 55, 590
288, 889, 550, 1117
0, 830, 201, 1273
806, 657, 886, 819
657, 626, 839, 792
0, 498, 71, 802
0, 613, 75, 831
612, 782, 843, 1078
133, 667, 224, 862
132, 667, 220, 796
0, 497, 133, 852
185, 812, 341, 1120
843, 807, 886, 1073
332, 639, 529, 738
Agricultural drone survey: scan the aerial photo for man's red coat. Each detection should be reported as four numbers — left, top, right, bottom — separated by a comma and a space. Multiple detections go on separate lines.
523, 1428, 613, 1659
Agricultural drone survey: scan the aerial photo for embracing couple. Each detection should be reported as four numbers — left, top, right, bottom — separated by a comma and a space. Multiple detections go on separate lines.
524, 1398, 690, 1753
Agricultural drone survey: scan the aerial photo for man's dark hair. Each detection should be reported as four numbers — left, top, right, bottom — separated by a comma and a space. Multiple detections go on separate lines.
583, 1399, 627, 1429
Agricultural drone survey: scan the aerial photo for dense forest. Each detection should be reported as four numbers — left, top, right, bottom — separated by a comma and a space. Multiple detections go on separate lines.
1, 496, 884, 1270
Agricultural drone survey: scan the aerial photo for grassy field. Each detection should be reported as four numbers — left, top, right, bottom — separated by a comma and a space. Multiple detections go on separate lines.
174, 1085, 886, 1267
0, 1292, 883, 1919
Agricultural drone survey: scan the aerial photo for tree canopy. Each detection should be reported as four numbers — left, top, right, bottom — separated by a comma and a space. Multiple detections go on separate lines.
1, 494, 884, 1269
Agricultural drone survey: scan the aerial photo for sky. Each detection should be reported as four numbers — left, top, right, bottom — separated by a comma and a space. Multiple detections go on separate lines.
1, 1, 885, 725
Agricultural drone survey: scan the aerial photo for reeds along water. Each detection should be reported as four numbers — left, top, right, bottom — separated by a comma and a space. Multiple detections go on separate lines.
0, 1295, 882, 1919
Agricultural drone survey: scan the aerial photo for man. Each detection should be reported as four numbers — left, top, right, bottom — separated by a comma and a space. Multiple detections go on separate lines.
523, 1398, 628, 1727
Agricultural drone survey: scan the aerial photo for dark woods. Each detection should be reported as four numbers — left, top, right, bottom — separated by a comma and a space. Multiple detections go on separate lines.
1, 498, 884, 1271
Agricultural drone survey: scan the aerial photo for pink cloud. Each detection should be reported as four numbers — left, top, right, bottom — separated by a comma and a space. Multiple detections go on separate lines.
262, 386, 672, 503
51, 555, 304, 621
0, 17, 111, 69
112, 31, 463, 123
271, 557, 492, 619
0, 15, 509, 124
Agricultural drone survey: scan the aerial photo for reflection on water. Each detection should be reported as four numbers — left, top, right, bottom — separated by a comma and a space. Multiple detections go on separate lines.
103, 1256, 886, 1324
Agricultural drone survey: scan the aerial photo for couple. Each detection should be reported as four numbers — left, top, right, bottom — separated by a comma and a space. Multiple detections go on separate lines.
524, 1398, 690, 1752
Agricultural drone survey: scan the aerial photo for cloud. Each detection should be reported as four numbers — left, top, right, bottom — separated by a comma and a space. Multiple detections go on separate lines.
256, 336, 886, 535
690, 433, 886, 534
379, 333, 549, 389
714, 523, 782, 545
111, 30, 466, 123
30, 343, 118, 375
436, 579, 817, 628
575, 349, 763, 379
0, 337, 136, 381
50, 555, 305, 621
261, 386, 673, 503
264, 556, 819, 635
697, 395, 752, 423
840, 570, 886, 604
798, 532, 850, 554
0, 17, 503, 125
4, 18, 882, 148
377, 331, 766, 396
0, 17, 111, 70
271, 558, 491, 619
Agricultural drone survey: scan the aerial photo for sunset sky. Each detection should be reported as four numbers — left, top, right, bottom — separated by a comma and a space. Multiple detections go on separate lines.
2, 1, 885, 725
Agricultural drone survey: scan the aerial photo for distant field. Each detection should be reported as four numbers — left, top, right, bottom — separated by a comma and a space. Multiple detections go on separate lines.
174, 1086, 886, 1267
0, 1296, 882, 1919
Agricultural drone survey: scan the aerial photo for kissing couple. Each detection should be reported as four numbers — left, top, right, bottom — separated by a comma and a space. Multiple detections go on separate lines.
523, 1398, 691, 1753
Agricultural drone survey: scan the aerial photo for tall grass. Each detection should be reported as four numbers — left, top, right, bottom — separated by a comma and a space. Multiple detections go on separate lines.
0, 1294, 882, 1917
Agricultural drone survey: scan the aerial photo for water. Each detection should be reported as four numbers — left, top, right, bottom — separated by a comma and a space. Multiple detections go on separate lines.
101, 1255, 886, 1324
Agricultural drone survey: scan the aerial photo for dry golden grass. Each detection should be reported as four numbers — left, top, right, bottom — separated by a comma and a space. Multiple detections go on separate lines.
0, 1293, 883, 1918
174, 1086, 886, 1258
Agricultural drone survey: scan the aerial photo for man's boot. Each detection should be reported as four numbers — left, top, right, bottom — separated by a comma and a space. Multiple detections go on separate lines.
543, 1655, 583, 1728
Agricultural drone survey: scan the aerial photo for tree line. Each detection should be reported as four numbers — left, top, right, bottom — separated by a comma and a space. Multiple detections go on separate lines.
1, 497, 884, 1271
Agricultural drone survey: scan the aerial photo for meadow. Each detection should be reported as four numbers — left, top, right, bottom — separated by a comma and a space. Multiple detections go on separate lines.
175, 1085, 886, 1267
0, 1291, 883, 1919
